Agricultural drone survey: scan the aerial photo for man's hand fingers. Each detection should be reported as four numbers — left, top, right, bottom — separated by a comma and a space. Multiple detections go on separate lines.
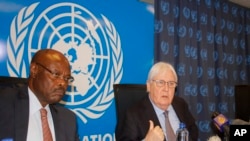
148, 120, 154, 131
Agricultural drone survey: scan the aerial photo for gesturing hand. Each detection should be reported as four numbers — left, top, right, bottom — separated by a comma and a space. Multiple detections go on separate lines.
145, 120, 165, 141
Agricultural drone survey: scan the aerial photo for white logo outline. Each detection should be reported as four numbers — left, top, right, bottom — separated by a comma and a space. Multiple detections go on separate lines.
6, 2, 123, 124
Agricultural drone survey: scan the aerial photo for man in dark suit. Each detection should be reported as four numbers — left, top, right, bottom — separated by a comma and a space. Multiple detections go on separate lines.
0, 49, 79, 141
116, 62, 198, 141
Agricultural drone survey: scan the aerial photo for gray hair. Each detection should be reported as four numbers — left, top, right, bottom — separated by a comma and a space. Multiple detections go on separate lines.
147, 61, 178, 82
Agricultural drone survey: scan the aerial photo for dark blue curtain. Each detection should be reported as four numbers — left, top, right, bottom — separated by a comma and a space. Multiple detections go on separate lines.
154, 0, 250, 140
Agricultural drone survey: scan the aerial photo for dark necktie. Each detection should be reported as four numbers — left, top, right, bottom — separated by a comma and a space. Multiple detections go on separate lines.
40, 108, 53, 141
164, 111, 176, 141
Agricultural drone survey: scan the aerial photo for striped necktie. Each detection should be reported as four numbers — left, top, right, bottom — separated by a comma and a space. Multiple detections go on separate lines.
40, 108, 53, 141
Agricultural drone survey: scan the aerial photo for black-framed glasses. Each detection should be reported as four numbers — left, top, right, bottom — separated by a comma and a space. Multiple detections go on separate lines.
151, 80, 177, 88
35, 62, 74, 83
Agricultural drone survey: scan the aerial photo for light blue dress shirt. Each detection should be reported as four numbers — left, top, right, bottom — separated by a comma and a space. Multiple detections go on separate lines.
149, 95, 180, 140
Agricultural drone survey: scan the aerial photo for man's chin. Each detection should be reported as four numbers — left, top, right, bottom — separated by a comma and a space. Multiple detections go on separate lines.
50, 95, 64, 103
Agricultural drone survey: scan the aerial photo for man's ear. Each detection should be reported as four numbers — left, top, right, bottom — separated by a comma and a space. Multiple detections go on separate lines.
30, 63, 38, 78
146, 81, 150, 92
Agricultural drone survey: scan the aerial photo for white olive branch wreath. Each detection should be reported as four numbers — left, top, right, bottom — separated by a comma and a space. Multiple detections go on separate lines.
6, 2, 123, 124
7, 2, 39, 77
72, 15, 123, 123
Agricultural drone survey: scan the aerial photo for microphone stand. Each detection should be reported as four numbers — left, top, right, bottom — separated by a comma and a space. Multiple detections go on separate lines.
223, 130, 229, 141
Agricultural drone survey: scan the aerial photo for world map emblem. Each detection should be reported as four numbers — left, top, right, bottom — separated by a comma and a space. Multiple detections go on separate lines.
6, 2, 123, 123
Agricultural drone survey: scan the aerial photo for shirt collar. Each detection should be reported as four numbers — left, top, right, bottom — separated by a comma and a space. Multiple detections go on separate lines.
28, 88, 48, 115
148, 95, 173, 116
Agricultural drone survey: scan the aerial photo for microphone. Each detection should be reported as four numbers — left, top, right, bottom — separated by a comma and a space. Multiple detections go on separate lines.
231, 118, 250, 125
211, 112, 250, 140
211, 111, 230, 136
207, 135, 221, 141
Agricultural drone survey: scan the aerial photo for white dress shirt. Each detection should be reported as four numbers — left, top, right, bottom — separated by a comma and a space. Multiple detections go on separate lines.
26, 88, 55, 141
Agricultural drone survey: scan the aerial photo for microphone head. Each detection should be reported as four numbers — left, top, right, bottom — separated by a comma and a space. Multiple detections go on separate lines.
207, 135, 222, 141
231, 119, 250, 125
213, 113, 229, 132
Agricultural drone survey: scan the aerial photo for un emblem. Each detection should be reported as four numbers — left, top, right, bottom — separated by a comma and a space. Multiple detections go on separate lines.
6, 2, 123, 123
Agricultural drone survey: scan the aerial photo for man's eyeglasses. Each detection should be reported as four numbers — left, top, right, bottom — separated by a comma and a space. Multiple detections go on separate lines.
35, 62, 74, 83
151, 80, 177, 88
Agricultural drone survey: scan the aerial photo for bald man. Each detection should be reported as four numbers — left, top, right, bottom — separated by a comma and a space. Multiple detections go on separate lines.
0, 49, 79, 141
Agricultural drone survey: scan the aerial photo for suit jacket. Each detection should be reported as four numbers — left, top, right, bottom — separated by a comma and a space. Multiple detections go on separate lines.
0, 84, 79, 141
116, 95, 198, 141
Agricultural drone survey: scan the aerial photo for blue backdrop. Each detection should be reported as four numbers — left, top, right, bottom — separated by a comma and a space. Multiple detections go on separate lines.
155, 0, 250, 140
0, 0, 154, 140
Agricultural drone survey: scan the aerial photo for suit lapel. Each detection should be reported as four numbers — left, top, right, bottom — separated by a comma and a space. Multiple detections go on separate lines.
50, 104, 65, 141
172, 97, 184, 122
14, 86, 29, 141
143, 96, 162, 127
